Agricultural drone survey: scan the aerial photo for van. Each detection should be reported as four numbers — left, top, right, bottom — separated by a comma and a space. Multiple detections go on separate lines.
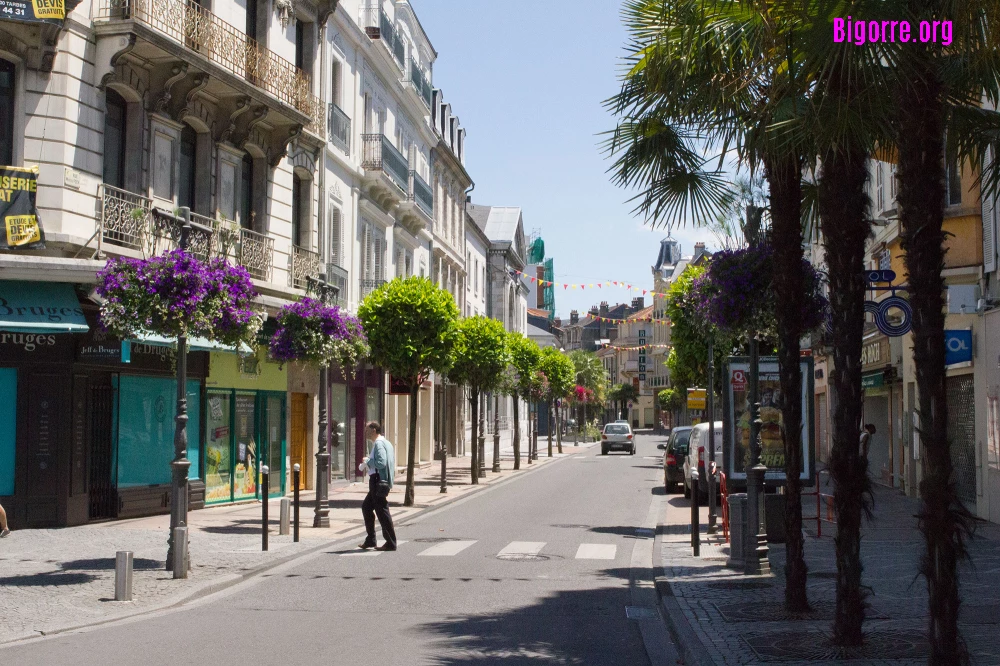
682, 421, 723, 500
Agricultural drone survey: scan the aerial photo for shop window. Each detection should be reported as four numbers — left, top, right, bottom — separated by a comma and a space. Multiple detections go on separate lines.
0, 59, 14, 166
0, 368, 15, 496
178, 124, 197, 211
103, 88, 128, 189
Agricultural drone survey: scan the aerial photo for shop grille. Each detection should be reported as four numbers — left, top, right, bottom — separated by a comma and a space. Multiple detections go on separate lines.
947, 375, 977, 508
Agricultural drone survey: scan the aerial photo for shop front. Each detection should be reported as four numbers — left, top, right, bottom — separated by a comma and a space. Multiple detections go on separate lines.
860, 333, 903, 488
203, 347, 287, 504
334, 364, 384, 482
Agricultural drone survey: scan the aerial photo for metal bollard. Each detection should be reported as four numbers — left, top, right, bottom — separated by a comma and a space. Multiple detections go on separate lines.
261, 465, 269, 552
293, 464, 300, 543
172, 527, 188, 579
691, 470, 701, 557
279, 498, 290, 535
115, 550, 134, 600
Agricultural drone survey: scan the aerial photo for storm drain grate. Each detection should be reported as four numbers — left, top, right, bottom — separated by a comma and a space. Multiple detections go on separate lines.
625, 606, 658, 620
742, 629, 929, 661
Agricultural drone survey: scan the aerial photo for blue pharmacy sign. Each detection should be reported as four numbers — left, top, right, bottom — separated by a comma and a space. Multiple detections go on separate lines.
944, 330, 973, 367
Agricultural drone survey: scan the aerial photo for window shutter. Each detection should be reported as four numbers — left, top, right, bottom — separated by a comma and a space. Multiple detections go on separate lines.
329, 205, 342, 268
985, 146, 997, 273
362, 221, 372, 280
373, 230, 384, 280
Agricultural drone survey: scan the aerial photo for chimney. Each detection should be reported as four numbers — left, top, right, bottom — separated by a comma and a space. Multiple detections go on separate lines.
570, 310, 579, 325
553, 316, 562, 329
589, 305, 599, 316
694, 242, 706, 259
599, 301, 609, 317
631, 297, 645, 311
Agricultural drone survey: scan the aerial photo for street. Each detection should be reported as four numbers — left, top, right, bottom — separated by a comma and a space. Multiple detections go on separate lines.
1, 434, 673, 666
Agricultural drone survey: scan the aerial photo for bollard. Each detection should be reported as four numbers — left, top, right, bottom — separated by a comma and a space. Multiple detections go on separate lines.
292, 464, 300, 543
691, 470, 701, 557
115, 550, 134, 600
279, 498, 290, 536
261, 465, 269, 552
172, 526, 188, 579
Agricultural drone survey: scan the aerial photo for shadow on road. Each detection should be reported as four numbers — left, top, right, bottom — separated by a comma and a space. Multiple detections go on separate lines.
0, 571, 98, 587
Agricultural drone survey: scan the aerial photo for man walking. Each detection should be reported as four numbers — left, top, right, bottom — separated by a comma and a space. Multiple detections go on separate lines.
358, 421, 397, 551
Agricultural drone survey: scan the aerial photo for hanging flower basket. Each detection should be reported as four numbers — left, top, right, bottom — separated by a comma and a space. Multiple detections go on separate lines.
96, 248, 263, 348
268, 297, 370, 377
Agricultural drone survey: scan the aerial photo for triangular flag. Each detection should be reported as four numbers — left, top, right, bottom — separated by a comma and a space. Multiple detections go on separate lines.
564, 284, 568, 290
642, 290, 647, 295
598, 283, 602, 288
581, 285, 585, 290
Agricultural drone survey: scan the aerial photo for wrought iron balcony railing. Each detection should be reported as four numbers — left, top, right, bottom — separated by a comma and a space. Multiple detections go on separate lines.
409, 170, 433, 217
325, 262, 349, 307
405, 58, 432, 109
361, 133, 409, 193
327, 103, 350, 155
96, 0, 324, 138
360, 278, 387, 300
360, 6, 404, 70
289, 244, 321, 290
236, 226, 274, 282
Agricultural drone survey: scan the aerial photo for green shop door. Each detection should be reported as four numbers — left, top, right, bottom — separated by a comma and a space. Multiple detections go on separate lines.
204, 391, 233, 503
233, 393, 258, 501
260, 392, 285, 497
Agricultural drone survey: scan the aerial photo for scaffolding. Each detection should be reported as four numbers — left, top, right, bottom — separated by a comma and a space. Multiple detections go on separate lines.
542, 258, 555, 317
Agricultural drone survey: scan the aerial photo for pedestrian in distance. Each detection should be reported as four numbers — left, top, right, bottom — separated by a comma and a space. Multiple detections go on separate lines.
358, 421, 397, 551
859, 423, 876, 465
0, 500, 9, 538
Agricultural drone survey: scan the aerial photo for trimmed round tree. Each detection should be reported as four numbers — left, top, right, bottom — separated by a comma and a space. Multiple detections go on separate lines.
448, 316, 510, 484
358, 277, 459, 506
506, 333, 543, 469
539, 347, 575, 455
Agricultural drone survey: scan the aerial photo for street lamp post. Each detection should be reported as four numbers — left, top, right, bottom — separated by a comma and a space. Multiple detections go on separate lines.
707, 337, 718, 534
492, 393, 501, 473
166, 207, 192, 575
309, 274, 338, 529
478, 392, 486, 476
744, 333, 770, 575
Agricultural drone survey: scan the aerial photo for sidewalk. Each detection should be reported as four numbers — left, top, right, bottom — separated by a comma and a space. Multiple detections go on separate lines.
0, 446, 585, 646
656, 481, 1000, 665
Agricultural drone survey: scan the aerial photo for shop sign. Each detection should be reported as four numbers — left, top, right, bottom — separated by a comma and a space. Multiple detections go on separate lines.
0, 0, 65, 26
944, 329, 973, 367
77, 329, 122, 363
861, 336, 889, 370
388, 375, 410, 394
0, 167, 45, 248
861, 371, 884, 389
731, 369, 747, 391
687, 388, 706, 410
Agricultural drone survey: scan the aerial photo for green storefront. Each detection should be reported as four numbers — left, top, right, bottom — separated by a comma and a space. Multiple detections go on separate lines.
203, 347, 286, 504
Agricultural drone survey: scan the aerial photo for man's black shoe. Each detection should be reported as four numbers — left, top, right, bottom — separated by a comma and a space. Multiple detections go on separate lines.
375, 544, 396, 551
358, 540, 377, 549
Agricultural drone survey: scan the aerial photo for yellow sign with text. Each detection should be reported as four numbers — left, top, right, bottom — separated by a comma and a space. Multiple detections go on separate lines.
0, 166, 44, 250
687, 388, 706, 410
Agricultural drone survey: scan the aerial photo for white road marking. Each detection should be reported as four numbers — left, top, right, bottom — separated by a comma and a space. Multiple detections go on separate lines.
340, 550, 380, 556
575, 543, 617, 560
417, 540, 477, 557
498, 541, 546, 557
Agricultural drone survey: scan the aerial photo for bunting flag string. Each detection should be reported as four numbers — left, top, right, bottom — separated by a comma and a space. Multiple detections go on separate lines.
590, 315, 672, 325
513, 270, 671, 299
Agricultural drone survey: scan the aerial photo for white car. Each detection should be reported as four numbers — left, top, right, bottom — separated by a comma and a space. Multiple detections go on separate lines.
682, 421, 724, 500
602, 423, 635, 455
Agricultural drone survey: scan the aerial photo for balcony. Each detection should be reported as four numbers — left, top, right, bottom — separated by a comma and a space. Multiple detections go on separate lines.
360, 6, 405, 70
95, 0, 325, 147
360, 278, 387, 301
404, 58, 432, 109
396, 169, 433, 235
289, 244, 322, 290
328, 103, 351, 155
361, 133, 409, 207
96, 184, 274, 282
325, 263, 349, 308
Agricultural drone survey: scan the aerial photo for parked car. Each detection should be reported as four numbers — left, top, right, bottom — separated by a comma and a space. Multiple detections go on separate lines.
682, 421, 724, 500
601, 422, 635, 455
660, 426, 692, 494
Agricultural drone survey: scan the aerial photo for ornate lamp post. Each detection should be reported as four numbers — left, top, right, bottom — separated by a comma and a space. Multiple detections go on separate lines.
308, 273, 339, 529
478, 392, 486, 476
492, 393, 501, 473
707, 336, 718, 534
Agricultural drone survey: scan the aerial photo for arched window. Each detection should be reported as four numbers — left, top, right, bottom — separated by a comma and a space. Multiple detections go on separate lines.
103, 88, 128, 189
178, 124, 197, 211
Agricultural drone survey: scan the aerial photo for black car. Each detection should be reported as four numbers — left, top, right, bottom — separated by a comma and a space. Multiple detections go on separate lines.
660, 426, 692, 494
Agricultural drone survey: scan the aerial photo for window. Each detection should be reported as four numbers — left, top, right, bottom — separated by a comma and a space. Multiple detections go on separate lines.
178, 124, 197, 211
103, 89, 127, 188
245, 0, 257, 39
240, 153, 253, 229
331, 59, 342, 108
295, 20, 305, 71
291, 173, 306, 247
0, 59, 14, 166
328, 204, 342, 267
946, 151, 962, 206
878, 248, 891, 271
875, 162, 884, 212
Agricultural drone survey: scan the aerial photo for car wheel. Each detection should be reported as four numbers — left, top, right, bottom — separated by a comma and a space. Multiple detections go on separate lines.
666, 481, 678, 494
601, 447, 608, 455
631, 446, 636, 455
683, 481, 691, 499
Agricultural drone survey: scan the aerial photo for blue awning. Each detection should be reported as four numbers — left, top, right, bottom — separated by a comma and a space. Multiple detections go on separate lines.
0, 280, 89, 333
131, 333, 253, 355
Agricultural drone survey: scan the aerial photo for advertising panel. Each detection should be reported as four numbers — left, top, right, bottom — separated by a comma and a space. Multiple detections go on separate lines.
0, 167, 45, 249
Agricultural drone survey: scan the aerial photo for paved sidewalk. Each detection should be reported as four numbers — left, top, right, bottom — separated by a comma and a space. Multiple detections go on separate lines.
0, 445, 585, 646
657, 480, 1000, 665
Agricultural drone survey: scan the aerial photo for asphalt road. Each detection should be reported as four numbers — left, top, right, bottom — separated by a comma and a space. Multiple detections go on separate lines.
2, 434, 673, 666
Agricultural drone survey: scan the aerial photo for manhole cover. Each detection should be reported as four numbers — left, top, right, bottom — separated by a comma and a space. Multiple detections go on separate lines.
550, 524, 592, 529
707, 580, 774, 591
742, 629, 929, 661
496, 554, 559, 562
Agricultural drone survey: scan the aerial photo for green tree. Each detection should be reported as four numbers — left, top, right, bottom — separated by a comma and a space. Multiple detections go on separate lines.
449, 316, 510, 483
539, 347, 575, 455
657, 387, 683, 424
569, 350, 607, 427
508, 333, 543, 470
608, 382, 640, 421
358, 277, 459, 506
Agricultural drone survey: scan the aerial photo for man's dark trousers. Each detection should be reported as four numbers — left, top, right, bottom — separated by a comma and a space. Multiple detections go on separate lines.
362, 473, 396, 548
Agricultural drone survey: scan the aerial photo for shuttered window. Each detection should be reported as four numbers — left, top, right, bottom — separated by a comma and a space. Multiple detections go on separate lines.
329, 204, 342, 267
984, 146, 996, 273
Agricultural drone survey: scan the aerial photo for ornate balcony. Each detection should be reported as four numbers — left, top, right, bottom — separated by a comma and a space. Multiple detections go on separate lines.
396, 169, 433, 235
360, 6, 405, 70
325, 262, 349, 308
235, 226, 274, 282
360, 133, 409, 207
328, 103, 351, 155
360, 278, 387, 301
404, 58, 432, 110
289, 244, 322, 290
95, 0, 325, 159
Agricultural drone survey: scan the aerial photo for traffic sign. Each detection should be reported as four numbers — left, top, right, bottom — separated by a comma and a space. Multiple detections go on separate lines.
687, 388, 706, 410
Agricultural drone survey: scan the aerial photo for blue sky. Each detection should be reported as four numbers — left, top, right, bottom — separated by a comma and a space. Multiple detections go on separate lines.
413, 0, 717, 318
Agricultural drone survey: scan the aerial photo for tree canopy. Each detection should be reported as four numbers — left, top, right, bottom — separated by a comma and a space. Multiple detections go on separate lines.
449, 316, 510, 395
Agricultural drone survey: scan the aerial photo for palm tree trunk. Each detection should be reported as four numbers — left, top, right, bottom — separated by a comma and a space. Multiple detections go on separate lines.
470, 389, 479, 484
405, 383, 419, 506
513, 397, 521, 470
818, 129, 873, 647
547, 400, 554, 457
766, 153, 809, 612
895, 50, 972, 665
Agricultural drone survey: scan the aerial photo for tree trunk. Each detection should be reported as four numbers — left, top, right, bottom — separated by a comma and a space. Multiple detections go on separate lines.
513, 397, 521, 470
766, 153, 809, 612
818, 116, 873, 646
556, 403, 563, 454
470, 389, 479, 484
405, 383, 419, 506
547, 400, 554, 457
896, 46, 972, 664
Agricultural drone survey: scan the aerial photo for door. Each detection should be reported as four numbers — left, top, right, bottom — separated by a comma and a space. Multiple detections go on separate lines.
290, 393, 307, 490
330, 383, 347, 479
233, 393, 258, 501
87, 376, 117, 520
26, 372, 65, 525
205, 391, 233, 503
261, 393, 284, 497
353, 386, 366, 480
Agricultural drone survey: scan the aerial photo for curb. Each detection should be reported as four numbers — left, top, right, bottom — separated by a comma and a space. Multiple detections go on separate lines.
0, 450, 569, 649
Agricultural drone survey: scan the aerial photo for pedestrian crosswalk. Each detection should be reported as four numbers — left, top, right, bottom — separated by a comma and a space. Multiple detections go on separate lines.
340, 539, 618, 561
